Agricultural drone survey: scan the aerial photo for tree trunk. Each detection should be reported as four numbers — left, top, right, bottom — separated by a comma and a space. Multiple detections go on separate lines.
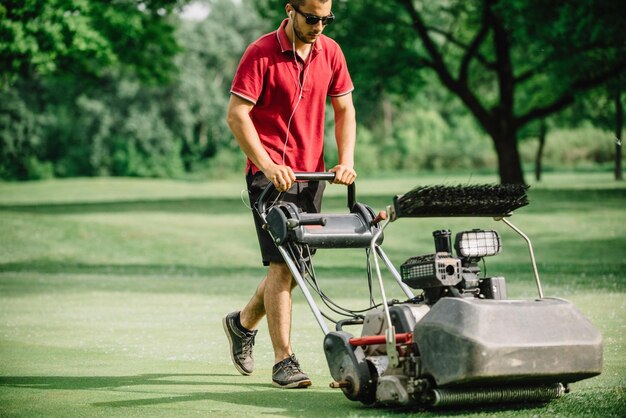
492, 125, 526, 184
382, 96, 393, 142
615, 87, 623, 181
535, 120, 547, 182
198, 120, 209, 149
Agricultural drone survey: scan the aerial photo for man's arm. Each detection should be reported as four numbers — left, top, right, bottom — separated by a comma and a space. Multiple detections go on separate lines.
329, 92, 357, 185
226, 94, 295, 192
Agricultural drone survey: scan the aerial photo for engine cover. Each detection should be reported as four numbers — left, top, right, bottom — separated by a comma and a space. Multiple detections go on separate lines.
413, 297, 603, 387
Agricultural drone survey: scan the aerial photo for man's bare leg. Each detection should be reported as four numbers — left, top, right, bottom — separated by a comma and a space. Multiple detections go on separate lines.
237, 261, 311, 387
239, 276, 267, 331
240, 262, 295, 363
265, 262, 296, 363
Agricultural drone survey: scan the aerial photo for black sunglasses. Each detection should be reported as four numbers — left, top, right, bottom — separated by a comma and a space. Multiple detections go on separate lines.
292, 5, 335, 26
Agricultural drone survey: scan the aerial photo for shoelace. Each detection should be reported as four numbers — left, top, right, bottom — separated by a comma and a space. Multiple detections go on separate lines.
283, 355, 302, 376
241, 332, 256, 356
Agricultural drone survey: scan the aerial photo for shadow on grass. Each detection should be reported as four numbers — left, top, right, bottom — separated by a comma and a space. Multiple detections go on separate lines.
0, 261, 367, 280
1, 248, 623, 294
0, 261, 263, 277
0, 262, 374, 297
0, 373, 242, 390
0, 261, 369, 277
0, 373, 556, 417
0, 188, 623, 217
0, 195, 357, 216
0, 373, 357, 416
0, 197, 247, 215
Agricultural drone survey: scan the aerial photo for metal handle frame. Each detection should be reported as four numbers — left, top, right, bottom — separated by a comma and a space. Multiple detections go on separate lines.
369, 217, 400, 367
254, 172, 357, 335
255, 172, 356, 222
496, 217, 544, 299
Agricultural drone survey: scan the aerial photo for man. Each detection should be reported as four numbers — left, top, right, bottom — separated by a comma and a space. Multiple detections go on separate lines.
223, 0, 356, 389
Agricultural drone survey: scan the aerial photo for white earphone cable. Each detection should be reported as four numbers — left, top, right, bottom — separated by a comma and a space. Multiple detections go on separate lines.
281, 21, 312, 166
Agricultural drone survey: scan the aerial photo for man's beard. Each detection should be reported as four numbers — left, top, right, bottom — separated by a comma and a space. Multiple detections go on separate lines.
294, 22, 319, 44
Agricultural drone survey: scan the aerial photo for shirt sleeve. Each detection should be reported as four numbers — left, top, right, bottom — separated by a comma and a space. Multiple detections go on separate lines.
230, 44, 267, 104
327, 43, 354, 97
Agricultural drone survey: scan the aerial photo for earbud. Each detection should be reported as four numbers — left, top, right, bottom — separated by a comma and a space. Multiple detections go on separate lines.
289, 11, 294, 19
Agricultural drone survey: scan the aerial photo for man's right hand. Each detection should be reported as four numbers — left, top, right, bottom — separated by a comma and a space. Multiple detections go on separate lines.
263, 164, 296, 192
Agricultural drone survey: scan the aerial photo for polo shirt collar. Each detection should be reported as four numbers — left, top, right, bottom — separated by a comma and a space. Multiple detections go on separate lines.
275, 18, 323, 54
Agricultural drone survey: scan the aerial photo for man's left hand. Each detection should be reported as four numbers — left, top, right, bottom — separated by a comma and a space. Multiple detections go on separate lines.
329, 164, 357, 185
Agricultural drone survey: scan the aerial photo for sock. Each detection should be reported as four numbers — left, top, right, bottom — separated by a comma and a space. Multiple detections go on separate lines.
234, 312, 253, 334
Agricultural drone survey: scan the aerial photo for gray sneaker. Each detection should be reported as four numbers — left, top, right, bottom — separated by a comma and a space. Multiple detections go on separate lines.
272, 354, 312, 388
223, 311, 257, 375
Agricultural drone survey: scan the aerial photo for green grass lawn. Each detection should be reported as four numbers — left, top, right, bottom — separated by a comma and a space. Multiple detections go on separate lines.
0, 171, 624, 417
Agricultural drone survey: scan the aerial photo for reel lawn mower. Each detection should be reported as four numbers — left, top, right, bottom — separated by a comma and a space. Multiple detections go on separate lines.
256, 172, 602, 408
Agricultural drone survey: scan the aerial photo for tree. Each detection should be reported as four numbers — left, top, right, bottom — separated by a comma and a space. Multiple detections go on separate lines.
0, 0, 186, 86
615, 86, 624, 181
0, 0, 270, 179
256, 0, 626, 184
567, 78, 625, 180
0, 0, 190, 179
517, 118, 549, 182
172, 0, 268, 171
394, 0, 626, 183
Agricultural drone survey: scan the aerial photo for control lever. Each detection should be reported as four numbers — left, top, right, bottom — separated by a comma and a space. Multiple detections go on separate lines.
286, 217, 327, 229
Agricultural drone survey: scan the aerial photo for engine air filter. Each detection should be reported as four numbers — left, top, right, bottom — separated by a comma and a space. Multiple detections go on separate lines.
400, 253, 462, 289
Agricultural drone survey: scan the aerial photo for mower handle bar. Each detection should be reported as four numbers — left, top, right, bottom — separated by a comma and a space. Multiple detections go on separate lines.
256, 172, 356, 219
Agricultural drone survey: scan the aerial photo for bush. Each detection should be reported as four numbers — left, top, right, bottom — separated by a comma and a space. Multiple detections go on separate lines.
379, 106, 495, 172
519, 124, 618, 170
351, 125, 381, 175
204, 147, 246, 178
115, 105, 184, 178
0, 88, 48, 180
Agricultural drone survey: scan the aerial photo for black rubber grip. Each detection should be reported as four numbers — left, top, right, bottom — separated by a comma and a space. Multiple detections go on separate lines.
298, 217, 327, 226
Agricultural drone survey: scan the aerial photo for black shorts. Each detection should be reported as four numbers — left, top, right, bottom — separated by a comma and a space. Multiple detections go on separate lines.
246, 171, 326, 266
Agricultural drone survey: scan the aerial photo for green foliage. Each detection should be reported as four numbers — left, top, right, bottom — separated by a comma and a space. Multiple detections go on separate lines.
172, 0, 269, 172
0, 87, 52, 180
0, 0, 267, 180
350, 124, 379, 174
0, 0, 191, 179
322, 0, 626, 183
0, 0, 183, 86
520, 124, 618, 169
1, 0, 111, 84
1, 0, 623, 182
364, 107, 494, 173
495, 0, 626, 117
112, 103, 185, 178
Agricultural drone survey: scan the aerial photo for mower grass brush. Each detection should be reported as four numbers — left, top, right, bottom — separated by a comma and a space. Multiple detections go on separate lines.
393, 183, 530, 217
256, 173, 602, 409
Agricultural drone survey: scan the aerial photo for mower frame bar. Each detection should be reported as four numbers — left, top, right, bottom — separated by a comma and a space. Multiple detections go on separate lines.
497, 217, 544, 298
349, 332, 412, 346
254, 172, 357, 336
255, 172, 413, 336
256, 172, 356, 218
375, 246, 415, 299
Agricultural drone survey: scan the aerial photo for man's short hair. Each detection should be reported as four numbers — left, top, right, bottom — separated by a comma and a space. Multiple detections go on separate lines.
288, 0, 330, 7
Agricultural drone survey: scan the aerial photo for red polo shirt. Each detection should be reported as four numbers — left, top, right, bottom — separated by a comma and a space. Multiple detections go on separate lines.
230, 19, 354, 174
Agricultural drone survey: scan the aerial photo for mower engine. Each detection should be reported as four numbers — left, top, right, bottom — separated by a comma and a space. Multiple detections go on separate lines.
324, 227, 603, 407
